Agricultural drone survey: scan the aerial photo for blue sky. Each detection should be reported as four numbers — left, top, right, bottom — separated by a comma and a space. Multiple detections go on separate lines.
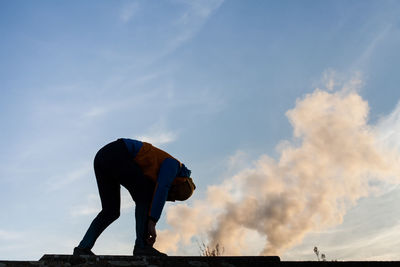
1, 0, 400, 261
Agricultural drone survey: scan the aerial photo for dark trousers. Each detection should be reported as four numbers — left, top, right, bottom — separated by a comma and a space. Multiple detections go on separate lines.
78, 139, 155, 249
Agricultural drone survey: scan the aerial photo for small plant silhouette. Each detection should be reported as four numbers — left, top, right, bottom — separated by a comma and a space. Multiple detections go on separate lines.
199, 242, 224, 256
313, 246, 326, 261
314, 246, 320, 261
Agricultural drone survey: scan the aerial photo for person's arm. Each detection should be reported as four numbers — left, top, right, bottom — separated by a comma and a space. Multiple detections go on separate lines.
148, 158, 180, 222
146, 158, 179, 245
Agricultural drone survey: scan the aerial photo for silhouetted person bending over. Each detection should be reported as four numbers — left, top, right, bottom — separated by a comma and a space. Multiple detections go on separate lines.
73, 138, 195, 256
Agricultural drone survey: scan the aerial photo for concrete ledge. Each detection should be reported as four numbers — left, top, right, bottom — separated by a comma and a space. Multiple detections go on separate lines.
1, 255, 399, 267
1, 254, 280, 267
39, 254, 280, 266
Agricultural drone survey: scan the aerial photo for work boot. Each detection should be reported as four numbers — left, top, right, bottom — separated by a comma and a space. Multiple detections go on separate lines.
133, 245, 167, 257
73, 247, 96, 256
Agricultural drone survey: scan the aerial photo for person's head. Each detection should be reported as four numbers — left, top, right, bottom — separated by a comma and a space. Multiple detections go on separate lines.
167, 177, 196, 201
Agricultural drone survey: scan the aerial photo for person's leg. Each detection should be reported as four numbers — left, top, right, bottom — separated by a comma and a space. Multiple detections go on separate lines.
126, 177, 167, 256
134, 199, 151, 248
131, 188, 167, 256
119, 163, 152, 248
77, 145, 121, 250
77, 181, 120, 249
118, 156, 154, 249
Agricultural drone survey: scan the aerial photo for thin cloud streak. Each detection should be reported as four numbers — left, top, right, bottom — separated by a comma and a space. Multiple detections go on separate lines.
352, 24, 392, 70
70, 190, 135, 217
134, 121, 179, 146
376, 100, 400, 151
120, 2, 139, 23
45, 164, 92, 192
0, 230, 23, 241
165, 0, 224, 53
135, 131, 178, 146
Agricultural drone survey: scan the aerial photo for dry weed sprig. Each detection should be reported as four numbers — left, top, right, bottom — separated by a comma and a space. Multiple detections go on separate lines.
198, 241, 224, 256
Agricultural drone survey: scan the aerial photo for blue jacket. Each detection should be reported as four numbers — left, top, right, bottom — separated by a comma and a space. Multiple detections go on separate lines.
122, 138, 191, 222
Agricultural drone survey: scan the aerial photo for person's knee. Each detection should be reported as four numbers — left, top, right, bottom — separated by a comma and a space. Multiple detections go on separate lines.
109, 210, 120, 221
101, 209, 120, 222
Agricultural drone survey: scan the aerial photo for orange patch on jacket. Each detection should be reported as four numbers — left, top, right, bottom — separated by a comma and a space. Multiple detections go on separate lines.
134, 142, 180, 182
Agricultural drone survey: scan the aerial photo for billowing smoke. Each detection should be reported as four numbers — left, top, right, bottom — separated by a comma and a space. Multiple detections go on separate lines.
155, 76, 400, 255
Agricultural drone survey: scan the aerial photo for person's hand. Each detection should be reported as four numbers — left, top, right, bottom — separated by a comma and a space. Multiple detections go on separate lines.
147, 219, 157, 246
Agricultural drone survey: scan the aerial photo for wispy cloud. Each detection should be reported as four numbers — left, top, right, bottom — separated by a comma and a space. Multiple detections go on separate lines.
80, 72, 167, 120
0, 230, 23, 241
166, 0, 224, 52
45, 164, 92, 192
315, 69, 363, 93
120, 2, 140, 23
99, 1, 225, 67
376, 100, 400, 152
352, 24, 392, 70
84, 106, 110, 118
340, 222, 400, 260
136, 131, 178, 146
134, 122, 178, 146
70, 190, 135, 217
70, 194, 100, 217
175, 0, 225, 19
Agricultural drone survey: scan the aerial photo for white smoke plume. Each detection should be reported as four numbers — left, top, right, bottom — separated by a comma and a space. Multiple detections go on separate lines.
156, 75, 400, 256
